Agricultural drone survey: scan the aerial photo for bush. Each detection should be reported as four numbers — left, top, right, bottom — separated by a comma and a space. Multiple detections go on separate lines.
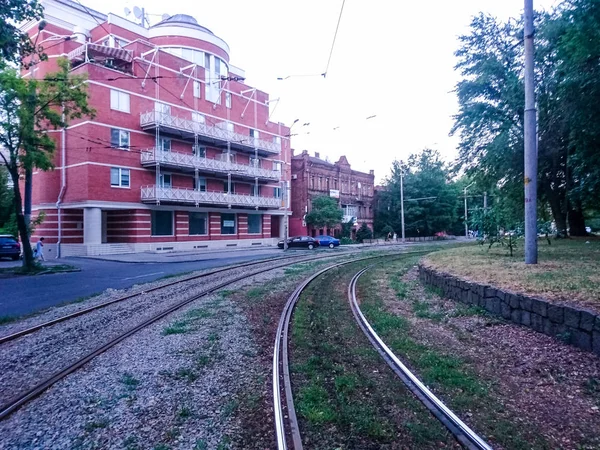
340, 237, 355, 245
355, 222, 373, 243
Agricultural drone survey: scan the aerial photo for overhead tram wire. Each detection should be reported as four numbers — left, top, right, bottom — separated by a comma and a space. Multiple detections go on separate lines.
323, 0, 346, 78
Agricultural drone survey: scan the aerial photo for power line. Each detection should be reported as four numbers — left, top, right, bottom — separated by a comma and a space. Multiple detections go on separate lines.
323, 0, 346, 78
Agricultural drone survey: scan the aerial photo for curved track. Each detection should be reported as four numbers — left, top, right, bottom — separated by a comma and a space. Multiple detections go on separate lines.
0, 252, 354, 421
273, 253, 492, 450
348, 265, 493, 450
0, 253, 335, 345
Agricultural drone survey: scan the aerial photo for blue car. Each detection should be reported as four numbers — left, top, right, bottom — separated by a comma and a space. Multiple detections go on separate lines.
317, 235, 340, 248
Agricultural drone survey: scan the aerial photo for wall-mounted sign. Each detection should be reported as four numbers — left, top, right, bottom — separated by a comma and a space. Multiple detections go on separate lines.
329, 189, 340, 199
223, 220, 235, 227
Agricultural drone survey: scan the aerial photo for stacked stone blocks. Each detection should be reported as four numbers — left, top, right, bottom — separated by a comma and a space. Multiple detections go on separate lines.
418, 265, 600, 356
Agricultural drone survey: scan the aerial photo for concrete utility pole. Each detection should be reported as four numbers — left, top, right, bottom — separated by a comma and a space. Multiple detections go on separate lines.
524, 0, 538, 264
400, 166, 405, 243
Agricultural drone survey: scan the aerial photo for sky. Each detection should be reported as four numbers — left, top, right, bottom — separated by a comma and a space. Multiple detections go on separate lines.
86, 0, 557, 183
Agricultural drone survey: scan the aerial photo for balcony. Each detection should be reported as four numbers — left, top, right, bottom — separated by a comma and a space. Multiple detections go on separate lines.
141, 186, 282, 208
140, 111, 281, 155
140, 148, 281, 181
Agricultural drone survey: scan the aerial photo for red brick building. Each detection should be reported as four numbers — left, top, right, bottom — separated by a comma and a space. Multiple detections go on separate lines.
289, 150, 374, 238
20, 0, 291, 256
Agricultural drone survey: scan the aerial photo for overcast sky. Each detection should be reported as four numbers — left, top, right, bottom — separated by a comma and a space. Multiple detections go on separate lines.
86, 0, 558, 183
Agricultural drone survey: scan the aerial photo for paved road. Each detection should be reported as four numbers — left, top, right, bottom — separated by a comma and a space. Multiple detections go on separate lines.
0, 249, 295, 318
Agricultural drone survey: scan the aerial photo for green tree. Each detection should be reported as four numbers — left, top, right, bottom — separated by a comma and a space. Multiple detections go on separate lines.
374, 149, 459, 237
0, 0, 44, 66
452, 6, 600, 236
305, 196, 343, 230
0, 166, 14, 230
355, 222, 372, 243
0, 58, 94, 269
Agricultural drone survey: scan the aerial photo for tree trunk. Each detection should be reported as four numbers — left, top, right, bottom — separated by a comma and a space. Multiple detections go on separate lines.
9, 167, 35, 270
542, 179, 567, 236
568, 207, 587, 236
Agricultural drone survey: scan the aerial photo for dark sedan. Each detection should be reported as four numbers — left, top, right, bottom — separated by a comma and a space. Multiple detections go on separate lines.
316, 235, 340, 248
277, 236, 319, 250
0, 235, 21, 260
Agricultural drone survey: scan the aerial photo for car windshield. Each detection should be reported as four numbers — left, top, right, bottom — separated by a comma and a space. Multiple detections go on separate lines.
0, 237, 17, 245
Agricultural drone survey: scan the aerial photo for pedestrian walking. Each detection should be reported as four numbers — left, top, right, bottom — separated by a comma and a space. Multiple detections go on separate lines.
35, 237, 45, 261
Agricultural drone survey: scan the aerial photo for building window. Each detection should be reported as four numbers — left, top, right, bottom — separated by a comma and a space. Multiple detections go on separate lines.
273, 136, 281, 146
151, 210, 173, 236
110, 128, 130, 150
273, 161, 282, 172
205, 53, 211, 70
110, 167, 130, 187
221, 213, 236, 235
159, 173, 172, 188
252, 184, 261, 197
193, 177, 206, 192
193, 81, 201, 98
225, 92, 231, 108
249, 129, 259, 139
223, 181, 235, 193
250, 157, 260, 167
248, 214, 261, 234
110, 89, 130, 113
189, 212, 207, 235
274, 187, 281, 198
159, 138, 171, 152
193, 146, 206, 158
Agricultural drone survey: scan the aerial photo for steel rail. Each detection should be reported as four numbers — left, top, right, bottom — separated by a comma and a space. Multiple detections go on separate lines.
272, 252, 429, 450
0, 254, 347, 421
348, 266, 493, 450
0, 253, 336, 345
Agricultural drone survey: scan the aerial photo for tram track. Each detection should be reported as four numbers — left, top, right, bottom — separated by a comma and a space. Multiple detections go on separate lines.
0, 254, 323, 345
273, 252, 491, 450
348, 265, 492, 450
0, 251, 358, 421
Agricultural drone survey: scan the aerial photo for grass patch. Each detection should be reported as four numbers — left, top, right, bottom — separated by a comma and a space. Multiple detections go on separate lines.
0, 315, 18, 325
162, 321, 188, 335
424, 238, 600, 305
0, 263, 79, 276
84, 419, 109, 431
120, 372, 140, 390
157, 271, 193, 281
290, 262, 454, 448
359, 259, 550, 449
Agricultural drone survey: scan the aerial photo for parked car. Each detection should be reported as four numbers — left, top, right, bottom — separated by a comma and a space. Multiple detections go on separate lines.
277, 236, 319, 250
316, 235, 340, 248
0, 235, 21, 260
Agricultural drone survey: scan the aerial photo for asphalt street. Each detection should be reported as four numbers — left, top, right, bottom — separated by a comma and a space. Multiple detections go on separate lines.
0, 249, 289, 318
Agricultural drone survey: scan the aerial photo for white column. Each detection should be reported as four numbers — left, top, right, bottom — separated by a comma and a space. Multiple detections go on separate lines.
84, 207, 102, 245
280, 215, 285, 239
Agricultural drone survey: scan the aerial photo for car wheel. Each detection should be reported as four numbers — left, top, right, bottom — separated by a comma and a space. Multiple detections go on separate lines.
329, 243, 334, 249
308, 244, 314, 250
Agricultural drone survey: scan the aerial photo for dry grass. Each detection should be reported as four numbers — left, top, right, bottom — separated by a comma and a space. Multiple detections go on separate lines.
422, 237, 600, 311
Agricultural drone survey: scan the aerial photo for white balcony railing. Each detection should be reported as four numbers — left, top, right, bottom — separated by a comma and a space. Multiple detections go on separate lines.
141, 185, 282, 208
140, 111, 281, 154
140, 148, 281, 181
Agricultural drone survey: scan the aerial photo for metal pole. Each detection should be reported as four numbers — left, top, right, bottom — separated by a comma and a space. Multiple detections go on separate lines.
400, 169, 405, 243
464, 187, 468, 238
524, 0, 538, 264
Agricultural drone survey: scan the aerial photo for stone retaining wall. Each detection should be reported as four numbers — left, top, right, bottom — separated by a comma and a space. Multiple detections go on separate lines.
418, 265, 600, 356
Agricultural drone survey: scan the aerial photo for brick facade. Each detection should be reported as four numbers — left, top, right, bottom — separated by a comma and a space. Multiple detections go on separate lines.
290, 150, 374, 238
22, 0, 290, 256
